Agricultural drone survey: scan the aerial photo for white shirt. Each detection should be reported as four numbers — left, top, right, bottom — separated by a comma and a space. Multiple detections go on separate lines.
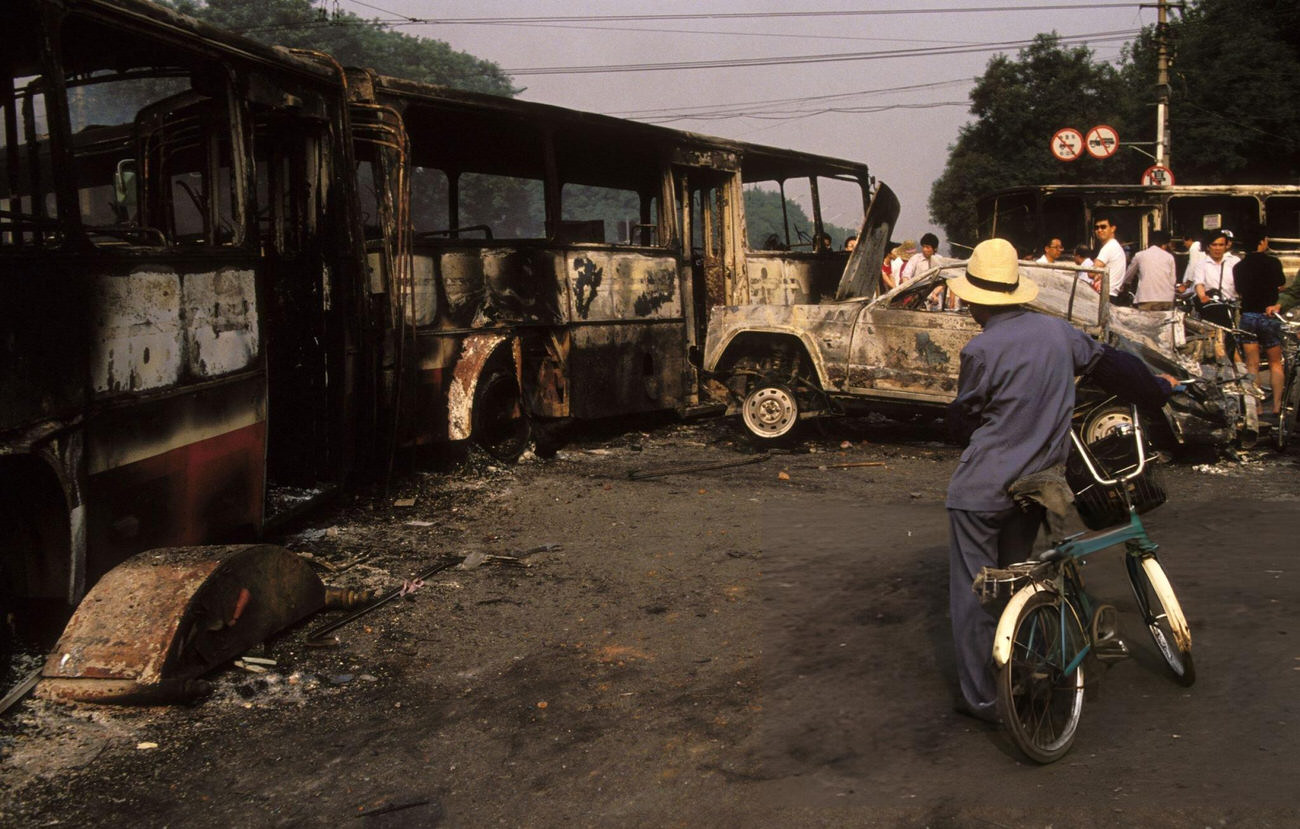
1185, 241, 1205, 274
1188, 253, 1241, 301
1127, 245, 1178, 304
900, 252, 934, 283
889, 255, 905, 284
1096, 237, 1127, 296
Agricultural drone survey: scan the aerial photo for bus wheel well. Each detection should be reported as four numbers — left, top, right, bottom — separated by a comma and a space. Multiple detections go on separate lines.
0, 455, 72, 603
472, 348, 532, 462
0, 454, 72, 602
1, 455, 74, 659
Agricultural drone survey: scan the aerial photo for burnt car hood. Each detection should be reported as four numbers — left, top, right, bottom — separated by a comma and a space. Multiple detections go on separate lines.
835, 183, 899, 301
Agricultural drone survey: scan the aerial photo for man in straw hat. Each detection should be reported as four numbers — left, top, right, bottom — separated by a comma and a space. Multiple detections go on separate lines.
944, 239, 1176, 723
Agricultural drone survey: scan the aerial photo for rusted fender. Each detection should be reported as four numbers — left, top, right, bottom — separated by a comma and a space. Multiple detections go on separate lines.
447, 333, 519, 441
38, 544, 325, 705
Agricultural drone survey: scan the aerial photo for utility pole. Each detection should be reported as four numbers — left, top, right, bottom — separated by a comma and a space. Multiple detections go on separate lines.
1154, 0, 1171, 169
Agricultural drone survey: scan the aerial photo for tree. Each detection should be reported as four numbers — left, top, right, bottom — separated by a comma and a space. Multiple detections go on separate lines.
167, 0, 516, 95
928, 34, 1129, 246
744, 187, 855, 249
1120, 0, 1300, 182
931, 1, 1300, 246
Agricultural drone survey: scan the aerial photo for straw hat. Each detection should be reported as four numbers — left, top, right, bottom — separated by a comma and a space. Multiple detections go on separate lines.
947, 238, 1038, 305
890, 239, 916, 259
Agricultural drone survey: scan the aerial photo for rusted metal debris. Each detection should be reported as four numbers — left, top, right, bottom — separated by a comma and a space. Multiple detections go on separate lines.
0, 668, 42, 716
306, 544, 560, 646
38, 545, 328, 705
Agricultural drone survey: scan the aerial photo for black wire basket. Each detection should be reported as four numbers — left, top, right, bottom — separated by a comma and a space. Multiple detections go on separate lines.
1065, 431, 1167, 530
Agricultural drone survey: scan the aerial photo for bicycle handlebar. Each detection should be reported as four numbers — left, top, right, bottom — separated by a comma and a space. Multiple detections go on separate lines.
1069, 403, 1148, 488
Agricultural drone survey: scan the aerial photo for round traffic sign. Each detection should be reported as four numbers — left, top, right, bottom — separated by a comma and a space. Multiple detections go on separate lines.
1051, 128, 1084, 162
1085, 124, 1120, 159
1141, 164, 1175, 186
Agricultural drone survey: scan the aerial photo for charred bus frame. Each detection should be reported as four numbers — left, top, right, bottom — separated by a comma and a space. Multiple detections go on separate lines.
977, 184, 1300, 276
2, 0, 874, 648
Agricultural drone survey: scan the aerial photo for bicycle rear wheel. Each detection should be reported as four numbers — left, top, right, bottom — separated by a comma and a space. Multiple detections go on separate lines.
996, 590, 1087, 764
1126, 554, 1195, 686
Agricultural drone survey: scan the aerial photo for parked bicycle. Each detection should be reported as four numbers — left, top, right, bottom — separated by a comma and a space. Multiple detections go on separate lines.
1273, 315, 1300, 451
974, 405, 1193, 763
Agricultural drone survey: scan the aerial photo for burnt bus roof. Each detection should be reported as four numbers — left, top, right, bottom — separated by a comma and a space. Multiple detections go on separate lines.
37, 0, 871, 186
44, 0, 339, 83
365, 73, 872, 185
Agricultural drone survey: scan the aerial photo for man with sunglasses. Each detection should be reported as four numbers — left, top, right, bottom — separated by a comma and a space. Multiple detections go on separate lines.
1092, 214, 1127, 298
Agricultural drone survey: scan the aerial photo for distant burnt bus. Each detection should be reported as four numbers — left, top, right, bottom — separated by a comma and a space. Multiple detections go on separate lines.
977, 184, 1300, 277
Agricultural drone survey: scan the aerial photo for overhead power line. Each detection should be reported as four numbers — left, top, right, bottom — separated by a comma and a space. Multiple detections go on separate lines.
330, 3, 1150, 26
502, 30, 1140, 76
611, 78, 974, 118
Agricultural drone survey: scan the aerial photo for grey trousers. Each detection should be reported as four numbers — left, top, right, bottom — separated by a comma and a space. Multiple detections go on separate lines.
948, 505, 1044, 716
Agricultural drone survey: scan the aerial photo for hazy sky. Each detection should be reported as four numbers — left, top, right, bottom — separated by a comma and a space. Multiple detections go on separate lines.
337, 1, 1161, 244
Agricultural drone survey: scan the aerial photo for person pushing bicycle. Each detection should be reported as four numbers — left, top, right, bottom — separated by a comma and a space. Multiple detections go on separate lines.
943, 238, 1176, 723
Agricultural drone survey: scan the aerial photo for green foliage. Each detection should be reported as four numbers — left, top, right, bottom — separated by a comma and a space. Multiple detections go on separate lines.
931, 1, 1300, 245
744, 188, 855, 249
1120, 0, 1300, 183
929, 34, 1129, 246
166, 0, 516, 95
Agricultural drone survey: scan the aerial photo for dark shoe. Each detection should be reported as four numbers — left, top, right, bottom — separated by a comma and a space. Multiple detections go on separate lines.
952, 697, 1000, 725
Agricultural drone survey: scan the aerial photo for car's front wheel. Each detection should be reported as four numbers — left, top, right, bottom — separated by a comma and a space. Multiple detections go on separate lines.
741, 380, 800, 444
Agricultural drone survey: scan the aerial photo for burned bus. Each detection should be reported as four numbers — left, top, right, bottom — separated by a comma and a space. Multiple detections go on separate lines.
977, 184, 1300, 276
344, 71, 873, 460
2, 0, 873, 673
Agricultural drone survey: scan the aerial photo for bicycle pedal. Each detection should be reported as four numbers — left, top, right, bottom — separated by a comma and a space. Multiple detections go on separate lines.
1093, 638, 1131, 663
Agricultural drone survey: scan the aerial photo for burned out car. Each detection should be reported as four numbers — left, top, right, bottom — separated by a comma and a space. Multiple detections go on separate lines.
702, 227, 1259, 449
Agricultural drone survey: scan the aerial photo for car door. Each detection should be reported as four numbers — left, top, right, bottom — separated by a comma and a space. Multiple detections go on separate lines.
842, 274, 982, 404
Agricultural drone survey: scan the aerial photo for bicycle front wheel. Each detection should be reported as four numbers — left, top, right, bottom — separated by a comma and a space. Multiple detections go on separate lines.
996, 590, 1087, 764
1275, 363, 1300, 452
1126, 554, 1195, 686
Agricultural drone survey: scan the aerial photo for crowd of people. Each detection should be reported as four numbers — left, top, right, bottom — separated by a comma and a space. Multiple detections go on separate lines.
1023, 221, 1296, 422
864, 220, 1295, 423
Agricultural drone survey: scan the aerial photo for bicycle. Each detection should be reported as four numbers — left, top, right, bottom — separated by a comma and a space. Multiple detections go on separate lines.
975, 406, 1194, 763
1272, 315, 1300, 452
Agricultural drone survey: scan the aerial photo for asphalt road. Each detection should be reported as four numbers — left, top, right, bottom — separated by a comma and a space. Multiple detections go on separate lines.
2, 417, 1298, 827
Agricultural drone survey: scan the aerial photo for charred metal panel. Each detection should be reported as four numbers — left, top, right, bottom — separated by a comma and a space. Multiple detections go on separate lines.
836, 184, 899, 301
90, 268, 259, 395
478, 249, 562, 326
566, 251, 682, 322
703, 302, 857, 390
429, 246, 565, 329
400, 333, 461, 444
84, 373, 266, 573
743, 256, 846, 305
183, 269, 259, 377
91, 272, 183, 393
525, 330, 570, 419
406, 254, 437, 326
40, 544, 324, 704
846, 308, 978, 400
568, 323, 686, 418
1024, 264, 1104, 332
